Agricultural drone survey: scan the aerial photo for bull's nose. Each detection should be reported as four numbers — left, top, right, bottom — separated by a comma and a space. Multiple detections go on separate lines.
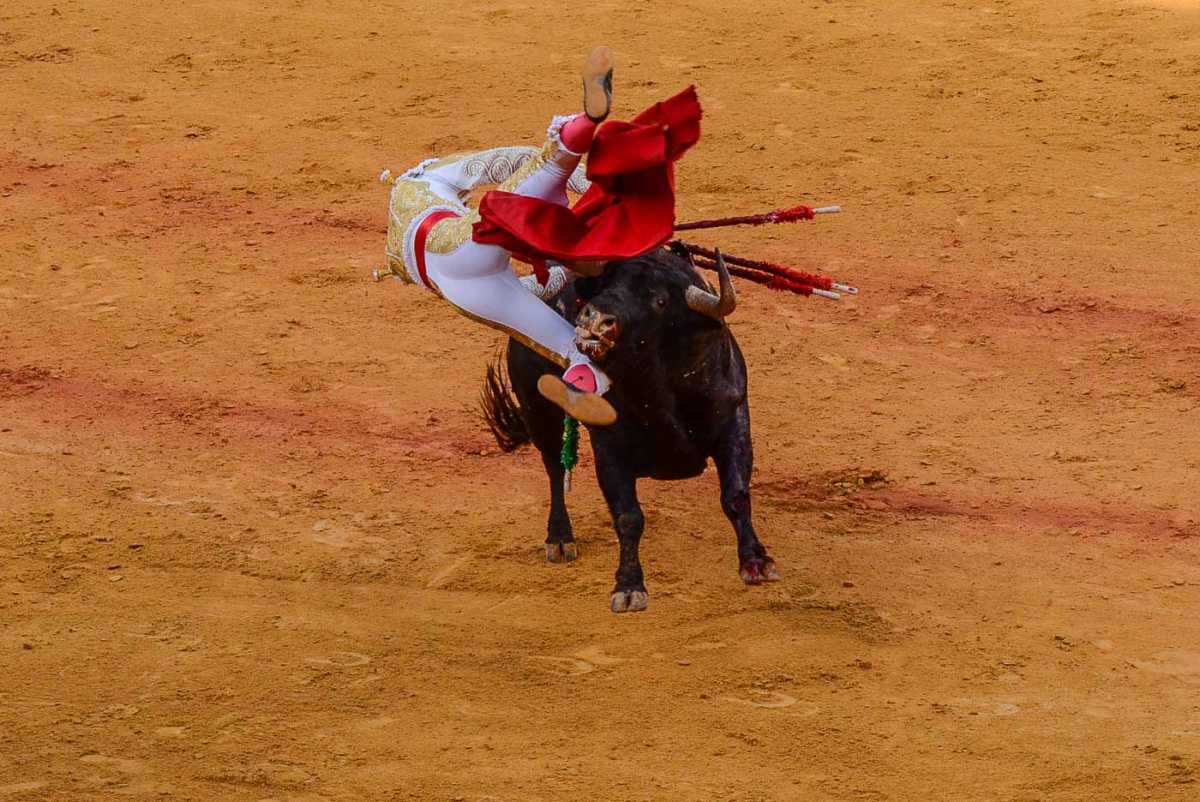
593, 312, 618, 336
580, 306, 618, 336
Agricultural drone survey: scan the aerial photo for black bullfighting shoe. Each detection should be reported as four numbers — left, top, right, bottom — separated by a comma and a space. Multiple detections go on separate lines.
537, 374, 618, 427
582, 45, 614, 123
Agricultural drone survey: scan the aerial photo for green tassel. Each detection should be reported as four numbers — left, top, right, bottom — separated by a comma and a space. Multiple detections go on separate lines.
560, 416, 580, 471
561, 416, 580, 491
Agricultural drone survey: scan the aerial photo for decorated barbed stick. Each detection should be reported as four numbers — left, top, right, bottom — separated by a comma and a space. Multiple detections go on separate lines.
681, 243, 838, 291
691, 256, 847, 299
679, 242, 857, 300
675, 205, 842, 232
690, 256, 823, 297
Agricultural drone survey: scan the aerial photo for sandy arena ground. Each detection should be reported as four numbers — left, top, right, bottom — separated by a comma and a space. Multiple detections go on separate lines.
2, 1, 1200, 800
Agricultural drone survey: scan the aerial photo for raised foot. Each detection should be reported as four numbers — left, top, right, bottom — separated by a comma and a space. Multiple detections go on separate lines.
537, 374, 617, 426
610, 589, 648, 613
582, 45, 614, 122
545, 542, 579, 563
739, 558, 781, 585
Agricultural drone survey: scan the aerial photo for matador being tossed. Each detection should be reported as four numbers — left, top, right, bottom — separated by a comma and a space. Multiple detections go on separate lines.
379, 46, 702, 426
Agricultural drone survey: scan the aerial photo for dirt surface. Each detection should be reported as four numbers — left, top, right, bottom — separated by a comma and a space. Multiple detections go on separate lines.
3, 1, 1200, 800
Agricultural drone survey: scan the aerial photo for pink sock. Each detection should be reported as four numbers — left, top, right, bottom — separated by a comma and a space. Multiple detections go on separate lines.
560, 114, 598, 153
563, 363, 598, 393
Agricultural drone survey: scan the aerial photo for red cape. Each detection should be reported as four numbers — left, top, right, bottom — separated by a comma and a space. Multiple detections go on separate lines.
472, 86, 702, 263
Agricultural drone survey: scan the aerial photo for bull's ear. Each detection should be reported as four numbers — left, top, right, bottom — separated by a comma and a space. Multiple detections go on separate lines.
667, 241, 709, 287
667, 240, 694, 265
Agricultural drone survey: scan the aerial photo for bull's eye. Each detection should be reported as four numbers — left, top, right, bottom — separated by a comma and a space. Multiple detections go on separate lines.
654, 296, 668, 309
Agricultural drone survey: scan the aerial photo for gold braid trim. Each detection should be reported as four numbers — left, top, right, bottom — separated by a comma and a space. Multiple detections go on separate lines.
389, 176, 456, 218
463, 147, 537, 186
444, 299, 570, 369
498, 138, 555, 194
425, 208, 481, 255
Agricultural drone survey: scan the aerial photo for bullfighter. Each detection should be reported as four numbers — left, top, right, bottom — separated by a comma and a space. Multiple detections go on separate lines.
380, 46, 702, 426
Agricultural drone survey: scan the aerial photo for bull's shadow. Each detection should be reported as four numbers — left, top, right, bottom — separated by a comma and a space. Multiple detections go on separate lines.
482, 246, 779, 613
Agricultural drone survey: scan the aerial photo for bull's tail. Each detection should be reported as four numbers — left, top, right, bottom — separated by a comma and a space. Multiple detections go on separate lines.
481, 356, 530, 453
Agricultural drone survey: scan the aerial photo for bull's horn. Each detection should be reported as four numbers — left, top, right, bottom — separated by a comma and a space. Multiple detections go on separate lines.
685, 249, 737, 320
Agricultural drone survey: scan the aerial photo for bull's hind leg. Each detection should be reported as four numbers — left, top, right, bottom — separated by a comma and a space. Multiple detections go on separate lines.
715, 403, 780, 585
595, 452, 648, 612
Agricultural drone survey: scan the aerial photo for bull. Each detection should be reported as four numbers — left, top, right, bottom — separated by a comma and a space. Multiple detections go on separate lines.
481, 245, 780, 613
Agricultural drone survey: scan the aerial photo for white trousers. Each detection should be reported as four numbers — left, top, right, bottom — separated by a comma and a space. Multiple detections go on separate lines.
396, 117, 610, 393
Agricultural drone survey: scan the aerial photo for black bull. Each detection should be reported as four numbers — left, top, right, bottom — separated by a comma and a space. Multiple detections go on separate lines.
481, 246, 780, 613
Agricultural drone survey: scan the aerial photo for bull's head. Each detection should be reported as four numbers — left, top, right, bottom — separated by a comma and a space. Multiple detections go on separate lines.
567, 247, 736, 367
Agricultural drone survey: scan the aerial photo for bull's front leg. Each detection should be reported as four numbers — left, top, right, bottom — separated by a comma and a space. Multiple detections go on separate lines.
714, 403, 780, 585
539, 448, 577, 563
594, 450, 648, 613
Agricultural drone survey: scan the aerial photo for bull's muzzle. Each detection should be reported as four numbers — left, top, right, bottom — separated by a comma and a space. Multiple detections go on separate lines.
575, 305, 619, 360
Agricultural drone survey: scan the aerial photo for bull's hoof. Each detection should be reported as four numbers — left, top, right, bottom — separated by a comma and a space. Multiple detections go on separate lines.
545, 542, 579, 563
739, 558, 781, 585
610, 589, 649, 613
